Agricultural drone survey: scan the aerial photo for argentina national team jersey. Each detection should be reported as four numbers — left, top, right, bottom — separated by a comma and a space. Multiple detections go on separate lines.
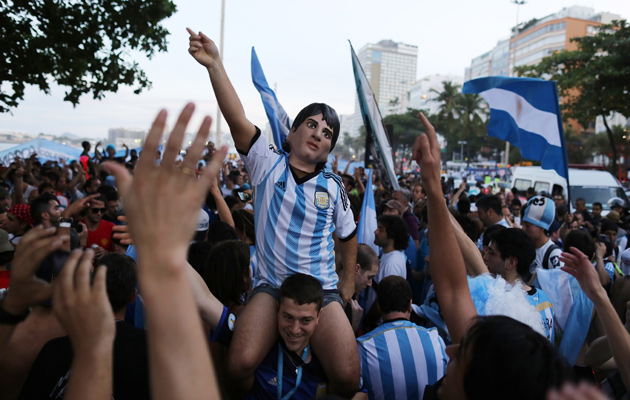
239, 130, 356, 290
527, 287, 555, 343
357, 320, 448, 400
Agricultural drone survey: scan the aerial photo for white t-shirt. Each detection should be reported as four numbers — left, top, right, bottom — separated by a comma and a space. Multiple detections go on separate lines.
531, 239, 564, 273
375, 250, 407, 283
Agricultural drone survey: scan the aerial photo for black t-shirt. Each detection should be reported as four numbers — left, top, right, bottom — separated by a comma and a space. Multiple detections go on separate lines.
19, 321, 150, 400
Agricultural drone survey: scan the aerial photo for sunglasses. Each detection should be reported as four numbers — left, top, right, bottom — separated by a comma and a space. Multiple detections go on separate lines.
90, 208, 106, 214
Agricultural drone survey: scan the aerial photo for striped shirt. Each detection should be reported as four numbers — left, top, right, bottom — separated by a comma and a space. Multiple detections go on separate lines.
357, 320, 448, 400
527, 286, 555, 342
239, 130, 356, 290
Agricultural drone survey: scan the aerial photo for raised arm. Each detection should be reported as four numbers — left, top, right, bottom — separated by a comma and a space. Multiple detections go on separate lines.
104, 103, 224, 400
209, 176, 234, 228
449, 212, 488, 277
188, 28, 256, 151
561, 247, 630, 388
412, 112, 477, 344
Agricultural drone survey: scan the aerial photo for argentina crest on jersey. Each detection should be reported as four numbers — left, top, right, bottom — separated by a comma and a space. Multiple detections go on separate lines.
314, 191, 329, 210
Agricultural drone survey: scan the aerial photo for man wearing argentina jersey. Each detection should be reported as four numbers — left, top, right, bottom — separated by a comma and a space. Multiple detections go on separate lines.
188, 29, 360, 396
356, 276, 447, 400
482, 228, 554, 342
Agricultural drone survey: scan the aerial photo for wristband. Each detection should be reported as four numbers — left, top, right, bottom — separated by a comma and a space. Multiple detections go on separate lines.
0, 302, 30, 325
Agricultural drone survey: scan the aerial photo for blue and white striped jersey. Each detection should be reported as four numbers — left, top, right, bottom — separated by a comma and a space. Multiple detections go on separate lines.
357, 320, 448, 400
527, 286, 555, 343
240, 131, 356, 290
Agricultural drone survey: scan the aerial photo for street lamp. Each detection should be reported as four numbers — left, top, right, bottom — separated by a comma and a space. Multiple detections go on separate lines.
458, 141, 467, 162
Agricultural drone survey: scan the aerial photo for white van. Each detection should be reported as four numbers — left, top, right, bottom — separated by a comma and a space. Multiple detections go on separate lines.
511, 166, 629, 213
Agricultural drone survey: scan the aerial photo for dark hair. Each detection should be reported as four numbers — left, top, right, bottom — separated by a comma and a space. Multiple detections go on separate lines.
37, 182, 54, 194
490, 228, 535, 278
341, 174, 355, 188
187, 241, 213, 275
97, 184, 119, 202
30, 193, 59, 224
563, 230, 595, 260
601, 219, 618, 234
202, 240, 250, 308
455, 214, 480, 242
288, 103, 340, 151
463, 316, 573, 400
457, 197, 471, 215
206, 221, 238, 245
43, 171, 60, 185
377, 215, 409, 251
279, 273, 323, 312
511, 198, 522, 208
575, 197, 585, 204
228, 170, 241, 184
377, 275, 412, 314
476, 195, 502, 215
232, 209, 255, 245
593, 202, 603, 209
357, 243, 378, 272
224, 195, 240, 210
483, 224, 507, 249
98, 254, 137, 311
82, 141, 90, 148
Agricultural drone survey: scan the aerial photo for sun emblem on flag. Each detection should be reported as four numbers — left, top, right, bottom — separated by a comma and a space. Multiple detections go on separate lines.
314, 191, 329, 210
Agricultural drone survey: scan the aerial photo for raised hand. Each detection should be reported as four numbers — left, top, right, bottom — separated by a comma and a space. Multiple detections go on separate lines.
187, 28, 220, 68
412, 112, 442, 192
103, 103, 227, 274
560, 247, 605, 300
2, 227, 70, 315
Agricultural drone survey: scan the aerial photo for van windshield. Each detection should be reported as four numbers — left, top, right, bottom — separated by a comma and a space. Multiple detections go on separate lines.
570, 186, 630, 210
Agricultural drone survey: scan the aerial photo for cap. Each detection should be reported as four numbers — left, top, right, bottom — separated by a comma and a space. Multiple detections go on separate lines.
385, 200, 405, 215
606, 210, 621, 223
522, 196, 555, 231
0, 229, 14, 253
7, 204, 34, 227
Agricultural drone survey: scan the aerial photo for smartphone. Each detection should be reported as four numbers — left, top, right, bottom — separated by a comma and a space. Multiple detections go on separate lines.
238, 191, 252, 202
35, 221, 72, 282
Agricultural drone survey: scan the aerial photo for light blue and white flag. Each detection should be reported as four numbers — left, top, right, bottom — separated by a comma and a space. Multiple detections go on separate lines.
357, 169, 379, 255
251, 47, 291, 148
462, 76, 569, 180
534, 268, 593, 365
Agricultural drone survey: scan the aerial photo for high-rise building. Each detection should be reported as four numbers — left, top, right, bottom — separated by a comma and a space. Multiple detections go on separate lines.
466, 6, 620, 79
350, 40, 418, 135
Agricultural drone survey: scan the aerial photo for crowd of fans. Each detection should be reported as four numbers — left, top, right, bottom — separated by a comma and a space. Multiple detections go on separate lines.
0, 28, 628, 400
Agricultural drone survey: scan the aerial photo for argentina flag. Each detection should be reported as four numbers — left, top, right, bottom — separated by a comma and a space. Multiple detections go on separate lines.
357, 169, 379, 255
251, 47, 292, 148
462, 76, 569, 180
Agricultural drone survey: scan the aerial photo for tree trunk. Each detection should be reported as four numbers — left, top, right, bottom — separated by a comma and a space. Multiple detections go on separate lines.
601, 113, 619, 179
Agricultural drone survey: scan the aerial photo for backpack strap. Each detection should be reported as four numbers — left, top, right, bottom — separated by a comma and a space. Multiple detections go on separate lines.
543, 243, 561, 269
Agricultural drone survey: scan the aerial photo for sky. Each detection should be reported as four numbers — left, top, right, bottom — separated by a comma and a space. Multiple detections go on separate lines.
1, 0, 629, 141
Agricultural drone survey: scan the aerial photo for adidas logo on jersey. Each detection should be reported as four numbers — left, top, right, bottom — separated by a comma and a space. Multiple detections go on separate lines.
275, 181, 286, 191
267, 376, 278, 386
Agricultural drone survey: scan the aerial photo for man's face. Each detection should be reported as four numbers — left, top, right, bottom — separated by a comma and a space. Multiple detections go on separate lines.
477, 207, 491, 227
383, 207, 402, 218
575, 200, 586, 212
2, 213, 22, 234
521, 221, 545, 242
603, 229, 617, 244
392, 192, 408, 208
106, 199, 119, 219
483, 241, 506, 276
373, 224, 389, 247
412, 185, 424, 202
511, 205, 521, 217
613, 205, 624, 215
277, 298, 320, 354
592, 205, 602, 218
355, 263, 379, 296
86, 180, 101, 194
57, 176, 68, 192
287, 114, 333, 165
0, 196, 11, 212
46, 200, 62, 224
553, 196, 564, 206
87, 200, 105, 224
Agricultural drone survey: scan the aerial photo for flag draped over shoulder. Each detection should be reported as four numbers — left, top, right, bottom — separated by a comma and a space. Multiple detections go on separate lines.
535, 268, 593, 365
251, 47, 292, 148
462, 76, 569, 180
349, 42, 399, 191
357, 169, 379, 255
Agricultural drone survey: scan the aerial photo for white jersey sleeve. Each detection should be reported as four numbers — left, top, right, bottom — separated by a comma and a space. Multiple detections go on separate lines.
238, 128, 282, 186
